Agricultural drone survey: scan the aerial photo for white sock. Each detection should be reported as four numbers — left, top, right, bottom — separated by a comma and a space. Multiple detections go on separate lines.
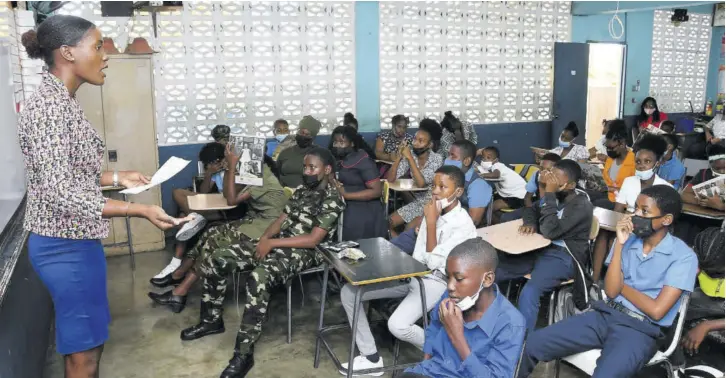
153, 257, 183, 278
169, 257, 182, 267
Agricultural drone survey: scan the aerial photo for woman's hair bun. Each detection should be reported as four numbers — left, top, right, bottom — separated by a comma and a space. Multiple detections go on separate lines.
21, 30, 43, 59
444, 111, 453, 117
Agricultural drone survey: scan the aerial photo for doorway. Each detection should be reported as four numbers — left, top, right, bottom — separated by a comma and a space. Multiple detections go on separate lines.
585, 43, 626, 149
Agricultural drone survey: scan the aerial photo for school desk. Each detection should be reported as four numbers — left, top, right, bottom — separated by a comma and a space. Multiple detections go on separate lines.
476, 219, 551, 254
682, 202, 725, 220
187, 193, 237, 211
101, 186, 135, 270
314, 237, 431, 378
375, 159, 394, 165
593, 207, 625, 232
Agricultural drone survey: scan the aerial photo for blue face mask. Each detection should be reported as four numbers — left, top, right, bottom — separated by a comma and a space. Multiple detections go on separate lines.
558, 137, 571, 148
275, 134, 288, 142
444, 159, 463, 169
212, 172, 224, 191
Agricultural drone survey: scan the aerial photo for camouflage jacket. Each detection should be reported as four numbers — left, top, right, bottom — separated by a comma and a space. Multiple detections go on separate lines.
279, 183, 345, 242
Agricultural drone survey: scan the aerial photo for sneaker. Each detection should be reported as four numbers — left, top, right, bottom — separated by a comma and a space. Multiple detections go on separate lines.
153, 257, 181, 279
175, 213, 207, 242
338, 355, 384, 377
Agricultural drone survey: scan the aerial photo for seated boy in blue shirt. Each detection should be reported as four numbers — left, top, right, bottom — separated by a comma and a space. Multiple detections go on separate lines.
518, 185, 698, 378
403, 237, 526, 378
391, 140, 491, 254
658, 134, 686, 189
501, 153, 561, 223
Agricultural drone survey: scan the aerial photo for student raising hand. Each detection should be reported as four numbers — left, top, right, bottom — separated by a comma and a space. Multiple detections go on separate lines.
615, 215, 634, 245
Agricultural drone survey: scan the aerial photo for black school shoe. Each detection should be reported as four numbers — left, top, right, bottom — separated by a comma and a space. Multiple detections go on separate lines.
149, 272, 185, 288
180, 319, 225, 341
148, 290, 187, 313
220, 346, 255, 378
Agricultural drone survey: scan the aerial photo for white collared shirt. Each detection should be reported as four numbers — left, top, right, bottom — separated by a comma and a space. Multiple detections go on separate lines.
413, 202, 478, 273
616, 174, 673, 213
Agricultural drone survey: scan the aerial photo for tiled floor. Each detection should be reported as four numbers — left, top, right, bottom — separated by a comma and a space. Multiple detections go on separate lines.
44, 248, 586, 378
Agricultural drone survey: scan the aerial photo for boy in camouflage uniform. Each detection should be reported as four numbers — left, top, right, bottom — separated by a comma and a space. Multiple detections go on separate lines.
180, 147, 345, 378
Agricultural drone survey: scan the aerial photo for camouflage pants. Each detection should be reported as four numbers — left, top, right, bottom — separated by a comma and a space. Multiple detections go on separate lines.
198, 237, 320, 354
184, 221, 250, 270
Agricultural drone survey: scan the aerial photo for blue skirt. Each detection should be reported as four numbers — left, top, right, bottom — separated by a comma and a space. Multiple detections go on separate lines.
28, 233, 110, 355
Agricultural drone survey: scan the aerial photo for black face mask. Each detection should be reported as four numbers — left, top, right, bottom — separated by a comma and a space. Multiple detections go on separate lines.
296, 135, 313, 148
333, 147, 353, 159
555, 190, 570, 203
412, 146, 429, 156
606, 149, 620, 159
302, 174, 321, 190
631, 215, 665, 239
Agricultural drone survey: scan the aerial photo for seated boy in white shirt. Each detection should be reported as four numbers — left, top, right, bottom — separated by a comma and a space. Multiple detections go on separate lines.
476, 146, 527, 223
339, 165, 478, 375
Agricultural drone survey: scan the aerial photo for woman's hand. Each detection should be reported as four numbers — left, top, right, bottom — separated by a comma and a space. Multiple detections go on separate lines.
699, 195, 725, 210
142, 205, 187, 230
118, 171, 150, 189
331, 178, 346, 197
400, 142, 413, 161
615, 215, 633, 245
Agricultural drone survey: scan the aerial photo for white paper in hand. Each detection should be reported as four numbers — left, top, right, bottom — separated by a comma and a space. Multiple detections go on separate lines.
120, 157, 190, 194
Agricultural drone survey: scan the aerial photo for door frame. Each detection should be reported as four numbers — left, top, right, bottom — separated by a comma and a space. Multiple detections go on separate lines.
586, 40, 628, 119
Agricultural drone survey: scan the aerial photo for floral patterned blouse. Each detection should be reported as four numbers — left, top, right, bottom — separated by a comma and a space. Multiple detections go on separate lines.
377, 130, 413, 154
439, 121, 478, 159
17, 72, 109, 240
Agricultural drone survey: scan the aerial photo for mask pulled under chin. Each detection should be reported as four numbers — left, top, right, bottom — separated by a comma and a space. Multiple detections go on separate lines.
456, 283, 485, 311
634, 168, 655, 181
302, 174, 321, 189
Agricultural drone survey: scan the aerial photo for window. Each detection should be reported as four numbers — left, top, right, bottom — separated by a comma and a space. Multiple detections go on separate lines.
379, 1, 570, 128
649, 10, 712, 113
59, 1, 355, 145
0, 5, 24, 105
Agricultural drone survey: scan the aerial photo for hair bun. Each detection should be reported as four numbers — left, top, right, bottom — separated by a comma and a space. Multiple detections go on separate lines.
21, 30, 43, 59
444, 111, 453, 117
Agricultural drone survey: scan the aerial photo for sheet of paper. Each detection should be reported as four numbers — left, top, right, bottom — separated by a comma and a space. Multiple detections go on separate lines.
120, 156, 190, 194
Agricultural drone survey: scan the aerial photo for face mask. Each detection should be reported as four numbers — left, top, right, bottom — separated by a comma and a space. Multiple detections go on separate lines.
479, 161, 493, 170
635, 168, 655, 181
302, 174, 321, 190
275, 134, 288, 142
436, 190, 460, 210
456, 282, 484, 311
444, 159, 463, 170
631, 215, 665, 239
606, 149, 620, 159
412, 146, 429, 156
295, 135, 313, 148
558, 137, 571, 148
713, 169, 724, 177
555, 189, 570, 202
645, 108, 655, 116
333, 147, 354, 159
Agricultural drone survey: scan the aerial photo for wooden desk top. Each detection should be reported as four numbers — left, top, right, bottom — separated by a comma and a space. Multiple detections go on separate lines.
594, 207, 625, 231
187, 193, 237, 211
101, 186, 124, 192
376, 159, 394, 165
388, 179, 429, 192
318, 238, 431, 286
682, 203, 725, 220
476, 219, 550, 254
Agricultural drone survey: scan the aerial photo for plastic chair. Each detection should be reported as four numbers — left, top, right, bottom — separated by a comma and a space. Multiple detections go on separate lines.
382, 180, 391, 215
556, 293, 691, 378
286, 212, 344, 343
491, 165, 540, 223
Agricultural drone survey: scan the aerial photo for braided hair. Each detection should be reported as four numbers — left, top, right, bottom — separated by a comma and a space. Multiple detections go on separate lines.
694, 226, 725, 279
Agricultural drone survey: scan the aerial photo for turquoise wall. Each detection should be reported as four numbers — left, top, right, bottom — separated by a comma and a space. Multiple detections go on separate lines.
571, 2, 724, 115
354, 2, 380, 132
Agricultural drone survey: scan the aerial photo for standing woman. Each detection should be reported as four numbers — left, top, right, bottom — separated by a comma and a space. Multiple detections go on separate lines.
438, 110, 478, 159
329, 126, 387, 240
18, 16, 183, 377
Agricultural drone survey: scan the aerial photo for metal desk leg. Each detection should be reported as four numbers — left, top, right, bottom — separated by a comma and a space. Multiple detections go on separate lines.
347, 286, 363, 378
415, 277, 428, 328
122, 193, 135, 271
314, 263, 330, 368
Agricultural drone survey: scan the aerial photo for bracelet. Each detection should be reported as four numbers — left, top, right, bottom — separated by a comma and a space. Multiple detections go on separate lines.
113, 171, 119, 187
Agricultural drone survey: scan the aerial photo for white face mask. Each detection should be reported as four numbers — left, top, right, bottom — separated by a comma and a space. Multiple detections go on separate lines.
455, 282, 484, 311
635, 168, 655, 181
713, 169, 724, 177
645, 108, 655, 116
436, 191, 459, 210
479, 161, 493, 170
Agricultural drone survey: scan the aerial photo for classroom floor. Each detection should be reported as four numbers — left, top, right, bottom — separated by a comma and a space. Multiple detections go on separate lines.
43, 246, 585, 378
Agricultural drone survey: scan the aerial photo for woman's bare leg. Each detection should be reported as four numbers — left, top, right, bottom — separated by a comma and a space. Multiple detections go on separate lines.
64, 344, 103, 378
